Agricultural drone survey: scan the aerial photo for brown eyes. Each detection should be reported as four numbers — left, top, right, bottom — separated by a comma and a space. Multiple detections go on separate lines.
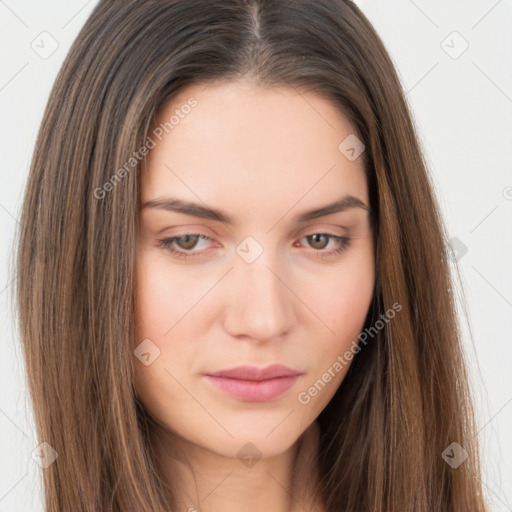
157, 233, 351, 260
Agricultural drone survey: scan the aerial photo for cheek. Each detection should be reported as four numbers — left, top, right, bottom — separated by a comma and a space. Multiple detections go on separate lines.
331, 267, 374, 337
132, 278, 193, 432
134, 252, 204, 342
294, 253, 375, 412
303, 246, 375, 339
133, 256, 190, 405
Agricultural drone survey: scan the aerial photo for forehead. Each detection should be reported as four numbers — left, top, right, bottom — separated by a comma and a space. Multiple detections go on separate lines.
142, 80, 368, 224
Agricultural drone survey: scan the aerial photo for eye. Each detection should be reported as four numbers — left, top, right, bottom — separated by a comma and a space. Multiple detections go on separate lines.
157, 234, 213, 259
296, 233, 351, 258
157, 232, 351, 260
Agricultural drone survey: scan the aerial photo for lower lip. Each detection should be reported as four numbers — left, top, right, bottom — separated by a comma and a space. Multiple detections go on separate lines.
203, 375, 300, 402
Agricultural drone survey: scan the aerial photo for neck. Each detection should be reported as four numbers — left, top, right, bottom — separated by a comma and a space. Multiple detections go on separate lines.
149, 420, 322, 512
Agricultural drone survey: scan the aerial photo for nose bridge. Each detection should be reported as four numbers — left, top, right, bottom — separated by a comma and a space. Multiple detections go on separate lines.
223, 238, 294, 340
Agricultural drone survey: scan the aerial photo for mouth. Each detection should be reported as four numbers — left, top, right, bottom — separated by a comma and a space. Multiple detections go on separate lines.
202, 364, 303, 402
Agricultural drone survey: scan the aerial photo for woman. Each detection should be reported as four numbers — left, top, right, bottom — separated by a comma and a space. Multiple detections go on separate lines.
16, 0, 487, 510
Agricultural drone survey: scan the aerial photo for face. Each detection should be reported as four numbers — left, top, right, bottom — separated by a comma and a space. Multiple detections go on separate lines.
134, 79, 375, 462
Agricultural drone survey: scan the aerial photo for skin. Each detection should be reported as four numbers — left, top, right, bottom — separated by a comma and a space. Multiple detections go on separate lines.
134, 79, 375, 512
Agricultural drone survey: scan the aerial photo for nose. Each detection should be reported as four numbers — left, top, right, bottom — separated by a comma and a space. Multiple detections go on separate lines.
222, 248, 295, 343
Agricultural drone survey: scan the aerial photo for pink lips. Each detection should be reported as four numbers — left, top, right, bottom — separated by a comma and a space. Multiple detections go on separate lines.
203, 364, 303, 402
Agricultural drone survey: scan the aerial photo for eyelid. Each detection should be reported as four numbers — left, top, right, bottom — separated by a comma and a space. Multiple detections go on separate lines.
295, 223, 348, 237
159, 225, 348, 245
153, 224, 222, 238
157, 228, 351, 260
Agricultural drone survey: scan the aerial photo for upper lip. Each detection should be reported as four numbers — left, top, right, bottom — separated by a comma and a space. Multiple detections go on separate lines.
204, 364, 303, 381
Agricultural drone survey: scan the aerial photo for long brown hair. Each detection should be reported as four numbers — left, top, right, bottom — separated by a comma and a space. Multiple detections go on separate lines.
16, 0, 487, 510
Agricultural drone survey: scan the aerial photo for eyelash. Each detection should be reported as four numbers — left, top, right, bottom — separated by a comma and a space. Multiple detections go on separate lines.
157, 233, 351, 260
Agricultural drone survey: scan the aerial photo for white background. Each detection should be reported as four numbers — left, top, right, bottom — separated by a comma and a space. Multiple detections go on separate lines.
0, 1, 511, 510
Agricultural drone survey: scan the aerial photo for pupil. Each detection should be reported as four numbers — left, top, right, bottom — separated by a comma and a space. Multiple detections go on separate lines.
179, 235, 198, 250
310, 234, 328, 249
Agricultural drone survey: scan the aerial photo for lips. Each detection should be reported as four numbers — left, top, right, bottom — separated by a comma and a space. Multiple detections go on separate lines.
203, 364, 303, 402
205, 364, 302, 381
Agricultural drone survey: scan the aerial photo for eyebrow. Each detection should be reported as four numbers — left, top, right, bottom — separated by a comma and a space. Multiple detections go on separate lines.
141, 194, 371, 225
